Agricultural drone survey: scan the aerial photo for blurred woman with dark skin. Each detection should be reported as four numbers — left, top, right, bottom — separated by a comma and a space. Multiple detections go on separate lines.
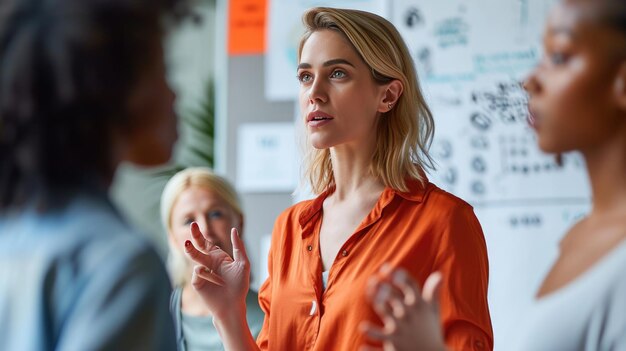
0, 0, 187, 349
361, 0, 626, 349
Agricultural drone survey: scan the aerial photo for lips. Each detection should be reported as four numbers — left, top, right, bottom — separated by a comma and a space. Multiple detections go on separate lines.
527, 105, 539, 129
307, 111, 334, 128
307, 111, 334, 122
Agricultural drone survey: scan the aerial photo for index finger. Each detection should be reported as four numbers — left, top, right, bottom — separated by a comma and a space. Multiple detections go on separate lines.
190, 222, 214, 254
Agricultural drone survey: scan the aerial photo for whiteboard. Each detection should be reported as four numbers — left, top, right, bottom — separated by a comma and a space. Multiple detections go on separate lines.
265, 1, 592, 349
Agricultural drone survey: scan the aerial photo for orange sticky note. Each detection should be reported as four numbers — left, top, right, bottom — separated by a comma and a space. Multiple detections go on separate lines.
228, 0, 267, 55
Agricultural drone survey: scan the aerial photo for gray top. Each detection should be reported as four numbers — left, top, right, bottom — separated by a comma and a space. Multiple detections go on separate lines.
171, 287, 265, 351
512, 239, 626, 351
0, 192, 176, 351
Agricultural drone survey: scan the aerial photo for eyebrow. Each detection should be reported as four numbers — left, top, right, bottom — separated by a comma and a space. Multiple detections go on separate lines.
297, 58, 355, 70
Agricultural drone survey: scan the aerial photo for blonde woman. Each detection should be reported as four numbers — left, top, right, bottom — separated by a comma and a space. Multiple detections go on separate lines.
185, 7, 493, 351
161, 167, 264, 350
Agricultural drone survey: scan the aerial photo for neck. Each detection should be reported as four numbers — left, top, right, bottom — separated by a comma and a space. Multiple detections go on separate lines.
181, 283, 212, 316
329, 143, 384, 201
583, 129, 626, 216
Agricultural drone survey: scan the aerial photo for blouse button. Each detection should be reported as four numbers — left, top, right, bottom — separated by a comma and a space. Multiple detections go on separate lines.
307, 245, 313, 251
341, 250, 348, 257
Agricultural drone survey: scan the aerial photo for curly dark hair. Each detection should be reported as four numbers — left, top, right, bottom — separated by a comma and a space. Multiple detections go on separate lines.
0, 0, 188, 209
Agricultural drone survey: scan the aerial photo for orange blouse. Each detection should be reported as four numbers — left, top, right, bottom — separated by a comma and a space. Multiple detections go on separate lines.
257, 178, 493, 350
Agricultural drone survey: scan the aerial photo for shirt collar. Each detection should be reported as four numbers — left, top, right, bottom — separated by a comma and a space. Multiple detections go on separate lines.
298, 176, 429, 236
394, 176, 429, 202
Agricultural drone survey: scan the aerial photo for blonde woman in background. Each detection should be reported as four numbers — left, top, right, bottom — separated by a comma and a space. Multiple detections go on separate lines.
184, 7, 493, 351
161, 167, 264, 351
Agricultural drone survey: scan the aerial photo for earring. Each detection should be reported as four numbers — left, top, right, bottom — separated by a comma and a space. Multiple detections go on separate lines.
388, 102, 393, 110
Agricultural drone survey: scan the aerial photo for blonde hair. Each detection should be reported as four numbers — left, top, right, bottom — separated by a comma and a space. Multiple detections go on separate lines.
160, 167, 243, 286
298, 7, 435, 194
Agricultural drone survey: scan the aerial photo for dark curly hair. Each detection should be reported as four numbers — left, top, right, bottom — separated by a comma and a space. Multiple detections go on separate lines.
0, 0, 188, 209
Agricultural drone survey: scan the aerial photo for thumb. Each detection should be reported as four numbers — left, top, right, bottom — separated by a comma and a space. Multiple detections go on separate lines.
422, 271, 442, 314
231, 227, 249, 263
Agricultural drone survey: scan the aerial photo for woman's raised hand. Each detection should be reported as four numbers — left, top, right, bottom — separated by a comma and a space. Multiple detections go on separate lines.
184, 222, 250, 319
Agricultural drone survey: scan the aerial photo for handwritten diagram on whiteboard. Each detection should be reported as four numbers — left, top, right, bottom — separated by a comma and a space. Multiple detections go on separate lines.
392, 0, 588, 204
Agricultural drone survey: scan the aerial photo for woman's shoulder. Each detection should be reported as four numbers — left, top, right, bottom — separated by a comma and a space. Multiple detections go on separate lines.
65, 194, 158, 262
13, 192, 165, 281
394, 179, 475, 218
0, 192, 154, 257
278, 199, 316, 217
274, 192, 326, 226
421, 181, 475, 213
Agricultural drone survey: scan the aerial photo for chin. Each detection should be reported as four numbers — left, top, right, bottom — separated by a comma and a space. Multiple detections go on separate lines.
536, 139, 570, 155
536, 140, 557, 154
311, 144, 330, 150
309, 137, 332, 150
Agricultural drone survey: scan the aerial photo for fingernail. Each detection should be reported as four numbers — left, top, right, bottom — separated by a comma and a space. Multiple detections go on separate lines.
185, 240, 192, 250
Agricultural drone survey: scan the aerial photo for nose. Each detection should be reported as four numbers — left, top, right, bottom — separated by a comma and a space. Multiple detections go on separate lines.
522, 66, 541, 95
307, 78, 328, 104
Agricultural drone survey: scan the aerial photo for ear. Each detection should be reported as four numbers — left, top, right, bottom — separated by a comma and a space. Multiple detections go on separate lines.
613, 62, 626, 111
377, 80, 404, 113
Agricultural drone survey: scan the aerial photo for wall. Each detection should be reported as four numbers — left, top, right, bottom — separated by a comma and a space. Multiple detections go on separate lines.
222, 55, 295, 289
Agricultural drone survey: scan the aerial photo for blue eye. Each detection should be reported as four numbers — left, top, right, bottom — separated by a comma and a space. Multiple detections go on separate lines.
183, 217, 194, 226
208, 211, 223, 219
298, 72, 312, 83
331, 70, 346, 78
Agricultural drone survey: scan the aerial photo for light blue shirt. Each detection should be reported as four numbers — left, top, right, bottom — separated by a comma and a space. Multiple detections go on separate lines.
512, 240, 626, 351
171, 287, 265, 351
0, 191, 176, 350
